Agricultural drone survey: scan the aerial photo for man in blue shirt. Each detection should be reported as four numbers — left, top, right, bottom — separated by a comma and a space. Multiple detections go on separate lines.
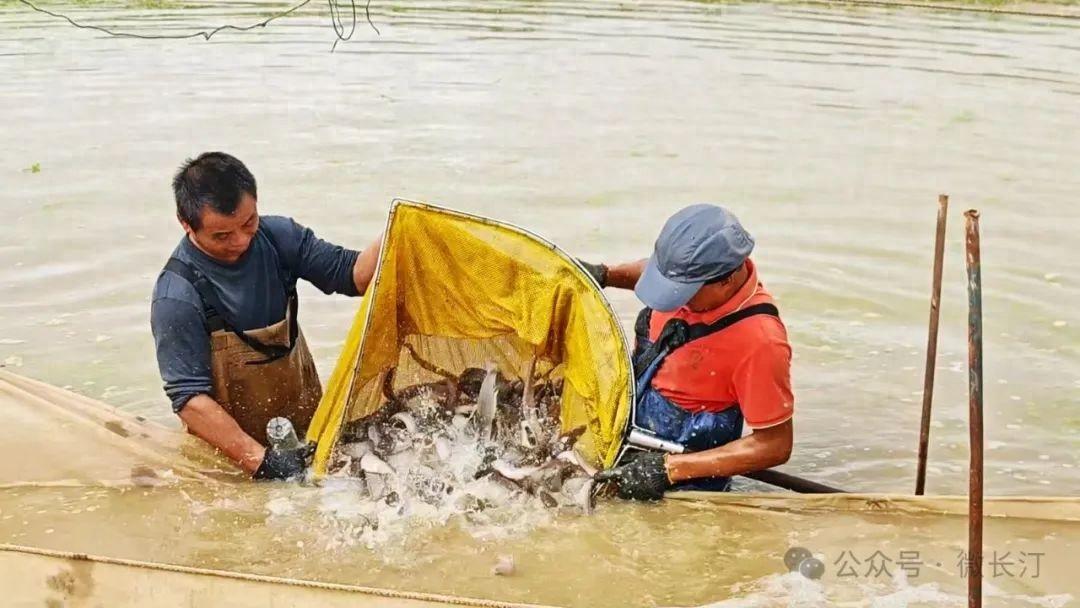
151, 152, 379, 480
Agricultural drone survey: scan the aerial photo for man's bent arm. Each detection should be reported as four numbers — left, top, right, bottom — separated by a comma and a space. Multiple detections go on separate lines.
179, 394, 266, 474
353, 233, 382, 295
605, 258, 647, 290
665, 420, 793, 482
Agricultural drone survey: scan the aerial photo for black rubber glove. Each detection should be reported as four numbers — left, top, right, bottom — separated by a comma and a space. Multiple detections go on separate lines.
594, 451, 671, 501
253, 442, 316, 481
577, 260, 608, 288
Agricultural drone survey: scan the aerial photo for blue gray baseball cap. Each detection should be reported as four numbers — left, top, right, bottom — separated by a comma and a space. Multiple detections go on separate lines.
634, 204, 755, 312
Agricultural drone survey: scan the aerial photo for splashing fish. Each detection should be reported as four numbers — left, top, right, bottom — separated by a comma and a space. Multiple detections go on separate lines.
472, 363, 499, 442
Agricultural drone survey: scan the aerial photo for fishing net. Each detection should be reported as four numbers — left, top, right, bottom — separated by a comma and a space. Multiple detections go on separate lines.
306, 200, 635, 476
2, 361, 1079, 607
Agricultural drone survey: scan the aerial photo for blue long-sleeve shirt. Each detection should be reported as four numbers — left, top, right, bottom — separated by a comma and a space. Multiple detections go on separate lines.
150, 215, 360, 413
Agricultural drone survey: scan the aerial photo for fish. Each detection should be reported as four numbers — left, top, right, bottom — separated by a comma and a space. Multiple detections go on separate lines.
540, 459, 576, 493
518, 420, 542, 450
521, 356, 538, 416
537, 490, 558, 508
487, 456, 582, 501
487, 470, 525, 494
472, 364, 499, 441
331, 361, 599, 523
433, 435, 453, 461
575, 478, 596, 515
360, 452, 396, 477
516, 357, 548, 450
490, 459, 545, 482
341, 440, 373, 461
456, 367, 489, 401
389, 411, 418, 435
549, 425, 587, 457
367, 424, 400, 455
556, 449, 597, 478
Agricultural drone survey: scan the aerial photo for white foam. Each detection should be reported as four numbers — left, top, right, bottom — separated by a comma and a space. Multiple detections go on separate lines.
692, 569, 1073, 608
304, 391, 584, 553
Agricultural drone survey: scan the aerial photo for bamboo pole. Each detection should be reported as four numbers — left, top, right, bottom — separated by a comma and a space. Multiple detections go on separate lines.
916, 194, 949, 495
964, 210, 984, 608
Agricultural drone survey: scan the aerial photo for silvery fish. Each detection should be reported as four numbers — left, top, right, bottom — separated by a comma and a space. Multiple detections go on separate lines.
329, 357, 601, 527
537, 490, 558, 508
434, 436, 453, 461
472, 364, 499, 441
341, 440, 373, 461
556, 449, 597, 478
549, 425, 587, 457
491, 459, 544, 482
360, 452, 396, 477
366, 424, 401, 456
518, 420, 541, 450
575, 478, 596, 515
389, 411, 418, 435
521, 356, 538, 414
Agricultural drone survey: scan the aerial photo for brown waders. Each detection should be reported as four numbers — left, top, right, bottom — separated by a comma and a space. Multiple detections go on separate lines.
208, 308, 321, 445
163, 257, 322, 446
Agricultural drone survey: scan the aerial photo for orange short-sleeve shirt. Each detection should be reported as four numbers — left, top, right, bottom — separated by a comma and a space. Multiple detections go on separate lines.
648, 260, 794, 429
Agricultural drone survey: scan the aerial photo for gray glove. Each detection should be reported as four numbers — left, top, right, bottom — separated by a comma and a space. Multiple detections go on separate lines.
577, 260, 608, 288
595, 452, 671, 501
253, 442, 315, 481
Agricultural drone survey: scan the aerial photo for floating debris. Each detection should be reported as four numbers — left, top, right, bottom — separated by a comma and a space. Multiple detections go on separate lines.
492, 554, 515, 576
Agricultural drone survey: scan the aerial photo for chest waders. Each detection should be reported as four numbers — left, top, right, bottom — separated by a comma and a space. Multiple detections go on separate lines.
162, 234, 322, 446
622, 303, 780, 491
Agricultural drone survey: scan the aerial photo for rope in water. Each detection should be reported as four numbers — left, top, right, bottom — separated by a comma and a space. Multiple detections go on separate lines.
14, 0, 380, 49
0, 543, 552, 608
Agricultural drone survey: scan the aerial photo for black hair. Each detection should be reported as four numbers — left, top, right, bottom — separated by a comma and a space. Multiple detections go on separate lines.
704, 261, 746, 285
172, 151, 257, 230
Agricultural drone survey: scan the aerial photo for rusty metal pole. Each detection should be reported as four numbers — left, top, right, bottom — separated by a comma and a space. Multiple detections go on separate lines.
964, 210, 984, 608
916, 194, 949, 495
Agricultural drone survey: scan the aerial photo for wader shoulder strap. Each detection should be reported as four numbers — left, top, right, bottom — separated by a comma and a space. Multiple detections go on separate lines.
632, 303, 780, 379
254, 226, 302, 357
687, 303, 779, 341
163, 257, 297, 364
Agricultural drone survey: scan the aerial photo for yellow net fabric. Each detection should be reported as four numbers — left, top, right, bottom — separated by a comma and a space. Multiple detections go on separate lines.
306, 200, 635, 475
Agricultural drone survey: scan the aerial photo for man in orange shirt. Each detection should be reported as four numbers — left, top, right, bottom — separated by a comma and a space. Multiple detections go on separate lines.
584, 204, 794, 499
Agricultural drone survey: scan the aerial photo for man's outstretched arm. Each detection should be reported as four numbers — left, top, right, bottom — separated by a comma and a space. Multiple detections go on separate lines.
353, 233, 382, 295
180, 394, 265, 473
605, 258, 647, 289
579, 258, 647, 290
262, 216, 381, 298
665, 419, 792, 481
596, 420, 792, 500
